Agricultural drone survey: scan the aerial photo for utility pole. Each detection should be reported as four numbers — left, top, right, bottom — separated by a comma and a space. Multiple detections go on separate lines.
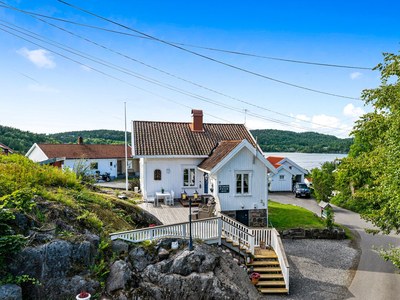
124, 102, 128, 191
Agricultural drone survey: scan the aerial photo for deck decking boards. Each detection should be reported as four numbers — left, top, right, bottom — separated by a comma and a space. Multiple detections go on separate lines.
138, 201, 191, 225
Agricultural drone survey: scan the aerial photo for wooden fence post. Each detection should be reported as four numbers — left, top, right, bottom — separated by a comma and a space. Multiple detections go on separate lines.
218, 217, 222, 245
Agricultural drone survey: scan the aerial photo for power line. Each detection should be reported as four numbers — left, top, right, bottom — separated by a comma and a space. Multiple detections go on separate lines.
55, 0, 360, 100
0, 12, 354, 130
0, 3, 373, 71
1, 25, 324, 132
0, 18, 352, 133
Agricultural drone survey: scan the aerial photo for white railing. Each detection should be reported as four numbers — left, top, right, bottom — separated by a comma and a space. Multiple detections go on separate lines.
251, 228, 272, 247
110, 217, 222, 244
270, 228, 290, 291
220, 213, 253, 253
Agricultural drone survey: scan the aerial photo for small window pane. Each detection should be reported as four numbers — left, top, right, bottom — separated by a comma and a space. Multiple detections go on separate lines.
280, 175, 285, 180
183, 169, 189, 186
90, 162, 98, 169
236, 174, 242, 194
243, 174, 249, 194
154, 169, 161, 180
189, 169, 195, 186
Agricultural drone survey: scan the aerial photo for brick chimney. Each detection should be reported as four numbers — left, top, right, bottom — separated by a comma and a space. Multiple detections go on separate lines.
77, 137, 83, 144
191, 109, 204, 132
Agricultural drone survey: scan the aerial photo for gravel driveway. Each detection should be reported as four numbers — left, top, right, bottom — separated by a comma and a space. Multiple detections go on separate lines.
264, 192, 361, 300
262, 238, 360, 300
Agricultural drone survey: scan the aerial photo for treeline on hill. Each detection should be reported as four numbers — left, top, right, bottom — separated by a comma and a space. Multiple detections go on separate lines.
47, 130, 131, 145
0, 125, 58, 154
2, 124, 350, 155
251, 129, 353, 153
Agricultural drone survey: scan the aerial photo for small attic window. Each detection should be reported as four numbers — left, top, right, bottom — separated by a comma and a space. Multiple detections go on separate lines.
154, 169, 162, 181
289, 166, 292, 170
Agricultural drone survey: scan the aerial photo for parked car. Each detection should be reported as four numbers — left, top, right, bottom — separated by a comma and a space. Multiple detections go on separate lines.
293, 183, 310, 198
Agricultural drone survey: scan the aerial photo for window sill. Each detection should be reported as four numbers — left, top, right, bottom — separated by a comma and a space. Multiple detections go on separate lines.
234, 194, 252, 197
181, 186, 197, 189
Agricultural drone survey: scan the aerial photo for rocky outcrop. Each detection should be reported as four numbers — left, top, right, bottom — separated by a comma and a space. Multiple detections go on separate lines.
280, 227, 347, 239
118, 242, 259, 300
6, 237, 99, 299
0, 284, 22, 300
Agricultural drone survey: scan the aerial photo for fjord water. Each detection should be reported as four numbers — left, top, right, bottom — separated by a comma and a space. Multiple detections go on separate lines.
263, 152, 347, 172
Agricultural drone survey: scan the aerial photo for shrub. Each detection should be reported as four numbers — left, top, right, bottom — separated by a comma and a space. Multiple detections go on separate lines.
129, 178, 140, 191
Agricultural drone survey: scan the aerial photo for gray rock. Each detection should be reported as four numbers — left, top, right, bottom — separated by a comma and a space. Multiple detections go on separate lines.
141, 243, 258, 300
106, 260, 133, 293
0, 284, 22, 300
129, 246, 157, 272
112, 240, 129, 255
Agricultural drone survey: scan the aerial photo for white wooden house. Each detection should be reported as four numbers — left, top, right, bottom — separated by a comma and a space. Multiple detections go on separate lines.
132, 110, 277, 226
266, 156, 308, 192
26, 138, 138, 179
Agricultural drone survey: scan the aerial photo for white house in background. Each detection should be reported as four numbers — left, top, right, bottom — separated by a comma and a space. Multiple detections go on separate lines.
132, 109, 277, 227
26, 138, 138, 179
266, 156, 308, 192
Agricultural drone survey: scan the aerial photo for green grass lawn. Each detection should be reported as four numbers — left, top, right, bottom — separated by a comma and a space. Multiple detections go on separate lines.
268, 200, 325, 230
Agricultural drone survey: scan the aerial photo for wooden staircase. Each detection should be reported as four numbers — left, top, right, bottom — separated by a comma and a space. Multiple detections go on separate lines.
247, 248, 289, 294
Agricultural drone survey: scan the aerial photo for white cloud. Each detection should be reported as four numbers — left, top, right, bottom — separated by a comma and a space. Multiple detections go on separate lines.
350, 72, 362, 79
28, 84, 59, 93
17, 47, 56, 68
343, 103, 365, 117
311, 114, 340, 129
296, 114, 310, 122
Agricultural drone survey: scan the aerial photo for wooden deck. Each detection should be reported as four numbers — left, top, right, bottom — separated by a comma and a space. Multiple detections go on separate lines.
138, 201, 194, 225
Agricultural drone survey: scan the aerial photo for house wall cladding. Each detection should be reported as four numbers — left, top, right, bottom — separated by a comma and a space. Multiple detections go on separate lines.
216, 147, 268, 211
140, 157, 205, 196
269, 169, 292, 192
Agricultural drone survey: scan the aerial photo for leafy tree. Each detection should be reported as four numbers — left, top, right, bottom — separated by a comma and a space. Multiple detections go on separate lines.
311, 161, 336, 202
333, 51, 400, 269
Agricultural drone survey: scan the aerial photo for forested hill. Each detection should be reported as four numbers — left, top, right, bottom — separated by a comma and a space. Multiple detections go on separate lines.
1, 125, 350, 154
48, 130, 131, 145
0, 125, 58, 154
251, 129, 353, 153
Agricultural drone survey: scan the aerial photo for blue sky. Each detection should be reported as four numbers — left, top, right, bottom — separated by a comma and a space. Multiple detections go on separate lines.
0, 0, 399, 138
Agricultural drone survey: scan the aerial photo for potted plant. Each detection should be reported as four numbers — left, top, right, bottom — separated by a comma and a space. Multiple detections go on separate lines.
250, 272, 260, 284
161, 187, 164, 193
76, 291, 91, 300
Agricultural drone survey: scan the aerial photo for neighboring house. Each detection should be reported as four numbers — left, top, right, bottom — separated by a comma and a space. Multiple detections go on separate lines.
132, 109, 277, 227
0, 142, 13, 155
267, 156, 308, 192
26, 138, 138, 179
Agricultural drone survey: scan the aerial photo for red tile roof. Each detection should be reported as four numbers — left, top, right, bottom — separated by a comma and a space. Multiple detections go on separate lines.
0, 142, 13, 153
266, 156, 285, 169
198, 140, 243, 171
37, 144, 132, 159
133, 121, 256, 156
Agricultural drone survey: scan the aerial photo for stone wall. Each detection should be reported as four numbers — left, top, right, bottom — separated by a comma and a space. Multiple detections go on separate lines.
249, 209, 268, 227
279, 227, 346, 240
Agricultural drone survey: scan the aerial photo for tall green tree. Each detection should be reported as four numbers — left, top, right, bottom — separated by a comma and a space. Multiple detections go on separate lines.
311, 161, 336, 202
333, 51, 400, 269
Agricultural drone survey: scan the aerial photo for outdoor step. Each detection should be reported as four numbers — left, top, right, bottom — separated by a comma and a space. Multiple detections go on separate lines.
254, 254, 278, 259
249, 267, 282, 272
258, 288, 289, 294
260, 274, 284, 279
247, 261, 279, 266
257, 281, 286, 286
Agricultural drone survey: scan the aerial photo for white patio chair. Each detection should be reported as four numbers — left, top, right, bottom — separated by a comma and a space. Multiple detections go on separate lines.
165, 192, 172, 205
169, 190, 175, 206
144, 191, 155, 207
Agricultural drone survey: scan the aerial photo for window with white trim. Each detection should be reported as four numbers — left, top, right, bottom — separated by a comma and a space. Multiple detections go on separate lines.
183, 168, 196, 187
236, 172, 251, 195
279, 175, 285, 180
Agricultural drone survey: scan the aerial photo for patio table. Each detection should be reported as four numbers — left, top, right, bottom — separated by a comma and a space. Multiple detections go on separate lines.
155, 192, 171, 206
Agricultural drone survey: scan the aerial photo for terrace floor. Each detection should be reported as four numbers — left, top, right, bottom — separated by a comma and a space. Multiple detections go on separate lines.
137, 200, 194, 225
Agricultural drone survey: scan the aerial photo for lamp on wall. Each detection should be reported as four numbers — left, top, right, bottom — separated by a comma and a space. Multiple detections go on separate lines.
241, 203, 244, 209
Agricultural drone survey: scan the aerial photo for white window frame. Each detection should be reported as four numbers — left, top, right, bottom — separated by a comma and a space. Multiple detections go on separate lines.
182, 166, 196, 188
279, 175, 285, 180
234, 171, 252, 196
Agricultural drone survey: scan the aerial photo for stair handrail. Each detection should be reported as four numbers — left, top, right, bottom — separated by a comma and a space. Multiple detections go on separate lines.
270, 228, 290, 292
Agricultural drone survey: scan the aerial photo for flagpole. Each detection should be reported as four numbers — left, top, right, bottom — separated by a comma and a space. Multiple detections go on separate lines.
125, 102, 128, 191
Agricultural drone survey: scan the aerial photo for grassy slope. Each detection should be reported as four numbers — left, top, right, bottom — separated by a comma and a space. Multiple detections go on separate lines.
268, 200, 325, 230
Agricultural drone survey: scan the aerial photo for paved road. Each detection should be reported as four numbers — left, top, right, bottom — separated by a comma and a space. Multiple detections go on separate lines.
269, 192, 400, 300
